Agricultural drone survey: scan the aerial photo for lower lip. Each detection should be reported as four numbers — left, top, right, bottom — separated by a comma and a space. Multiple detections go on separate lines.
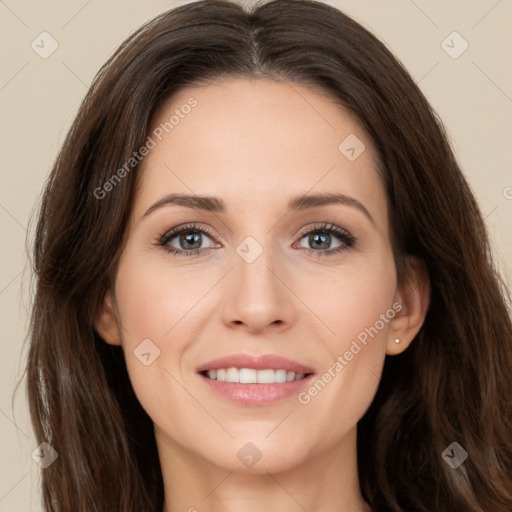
198, 373, 314, 405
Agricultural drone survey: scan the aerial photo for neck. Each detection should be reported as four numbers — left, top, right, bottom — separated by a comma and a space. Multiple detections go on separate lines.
158, 426, 372, 512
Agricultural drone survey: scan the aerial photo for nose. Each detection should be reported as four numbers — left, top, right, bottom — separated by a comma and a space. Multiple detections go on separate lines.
221, 240, 296, 334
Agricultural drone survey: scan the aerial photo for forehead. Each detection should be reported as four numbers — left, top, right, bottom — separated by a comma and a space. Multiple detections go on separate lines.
134, 78, 387, 232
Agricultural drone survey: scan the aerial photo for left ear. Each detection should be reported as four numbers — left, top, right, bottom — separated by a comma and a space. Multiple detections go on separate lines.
386, 256, 430, 355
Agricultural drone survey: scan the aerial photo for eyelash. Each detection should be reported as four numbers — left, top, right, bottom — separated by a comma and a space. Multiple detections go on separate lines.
156, 222, 356, 258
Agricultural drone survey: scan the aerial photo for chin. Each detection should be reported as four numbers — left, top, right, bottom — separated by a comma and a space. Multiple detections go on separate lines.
199, 439, 309, 475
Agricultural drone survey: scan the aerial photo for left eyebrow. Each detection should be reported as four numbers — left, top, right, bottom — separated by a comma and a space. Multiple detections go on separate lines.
143, 191, 376, 227
287, 192, 376, 227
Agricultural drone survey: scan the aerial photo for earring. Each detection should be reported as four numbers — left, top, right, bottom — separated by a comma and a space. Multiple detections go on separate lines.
394, 338, 401, 344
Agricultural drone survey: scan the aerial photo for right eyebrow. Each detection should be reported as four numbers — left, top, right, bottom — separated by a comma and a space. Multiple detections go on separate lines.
143, 194, 224, 217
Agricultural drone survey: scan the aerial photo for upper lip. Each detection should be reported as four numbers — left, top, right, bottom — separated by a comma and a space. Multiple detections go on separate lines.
196, 353, 314, 375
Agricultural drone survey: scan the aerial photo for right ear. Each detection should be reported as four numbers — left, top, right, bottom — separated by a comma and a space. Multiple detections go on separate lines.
94, 291, 122, 346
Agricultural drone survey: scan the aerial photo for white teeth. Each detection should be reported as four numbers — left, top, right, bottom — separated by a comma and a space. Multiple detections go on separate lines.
275, 369, 287, 383
226, 367, 239, 382
239, 368, 257, 383
257, 369, 275, 384
205, 367, 308, 383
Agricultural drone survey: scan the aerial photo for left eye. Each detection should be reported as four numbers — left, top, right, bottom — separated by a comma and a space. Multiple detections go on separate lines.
294, 223, 356, 256
298, 230, 343, 251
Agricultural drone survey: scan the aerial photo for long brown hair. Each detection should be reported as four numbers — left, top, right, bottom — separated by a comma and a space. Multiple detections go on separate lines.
23, 0, 512, 510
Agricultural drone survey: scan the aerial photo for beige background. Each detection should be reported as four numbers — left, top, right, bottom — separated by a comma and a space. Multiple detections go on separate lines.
1, 0, 511, 510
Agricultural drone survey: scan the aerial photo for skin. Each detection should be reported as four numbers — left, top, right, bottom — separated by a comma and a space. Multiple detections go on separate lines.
96, 78, 430, 512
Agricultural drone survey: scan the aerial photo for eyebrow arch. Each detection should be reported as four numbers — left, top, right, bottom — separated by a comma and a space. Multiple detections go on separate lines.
143, 192, 376, 226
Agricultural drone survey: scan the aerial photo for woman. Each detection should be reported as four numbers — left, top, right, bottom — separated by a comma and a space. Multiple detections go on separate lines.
25, 0, 512, 511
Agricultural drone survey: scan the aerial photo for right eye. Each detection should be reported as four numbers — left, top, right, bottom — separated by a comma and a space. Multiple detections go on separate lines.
157, 223, 220, 257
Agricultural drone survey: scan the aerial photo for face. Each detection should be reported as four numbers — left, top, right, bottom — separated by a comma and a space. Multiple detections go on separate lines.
97, 78, 417, 475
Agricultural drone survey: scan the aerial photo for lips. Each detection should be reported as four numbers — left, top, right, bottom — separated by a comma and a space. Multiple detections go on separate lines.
196, 353, 314, 375
196, 353, 315, 405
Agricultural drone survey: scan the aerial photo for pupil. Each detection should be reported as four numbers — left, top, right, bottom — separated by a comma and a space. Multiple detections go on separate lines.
181, 232, 201, 249
311, 232, 330, 249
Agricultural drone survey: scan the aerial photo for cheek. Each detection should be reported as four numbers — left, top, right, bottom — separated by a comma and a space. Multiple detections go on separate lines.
307, 251, 397, 347
293, 255, 396, 437
114, 248, 198, 341
112, 250, 188, 404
